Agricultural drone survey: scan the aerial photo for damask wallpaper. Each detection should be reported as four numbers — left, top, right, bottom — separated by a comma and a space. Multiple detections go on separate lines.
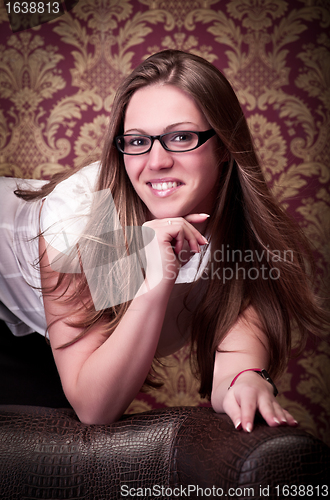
0, 0, 329, 445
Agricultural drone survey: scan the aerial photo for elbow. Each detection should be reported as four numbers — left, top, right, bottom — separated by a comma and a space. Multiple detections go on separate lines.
62, 377, 131, 425
77, 414, 115, 426
64, 389, 123, 425
73, 403, 122, 426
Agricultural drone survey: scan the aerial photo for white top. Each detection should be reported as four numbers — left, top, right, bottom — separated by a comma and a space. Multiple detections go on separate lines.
0, 162, 209, 336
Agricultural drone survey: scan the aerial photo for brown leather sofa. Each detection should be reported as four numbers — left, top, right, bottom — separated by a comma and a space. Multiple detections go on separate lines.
0, 321, 329, 499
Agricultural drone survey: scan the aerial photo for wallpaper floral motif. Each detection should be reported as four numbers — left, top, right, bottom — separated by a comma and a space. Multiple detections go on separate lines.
0, 0, 329, 445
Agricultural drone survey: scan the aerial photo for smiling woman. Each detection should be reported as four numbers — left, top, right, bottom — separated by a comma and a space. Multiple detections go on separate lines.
0, 50, 328, 428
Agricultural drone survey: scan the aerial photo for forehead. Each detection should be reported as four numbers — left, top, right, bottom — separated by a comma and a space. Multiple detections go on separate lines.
124, 84, 209, 132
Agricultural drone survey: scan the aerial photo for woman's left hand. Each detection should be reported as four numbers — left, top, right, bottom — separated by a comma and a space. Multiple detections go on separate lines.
219, 370, 298, 432
211, 307, 298, 432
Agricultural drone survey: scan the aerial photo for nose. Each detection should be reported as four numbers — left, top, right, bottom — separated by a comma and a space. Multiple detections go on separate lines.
146, 139, 174, 170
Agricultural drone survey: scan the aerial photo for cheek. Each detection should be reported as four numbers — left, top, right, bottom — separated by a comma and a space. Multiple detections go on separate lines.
195, 150, 219, 184
124, 157, 144, 180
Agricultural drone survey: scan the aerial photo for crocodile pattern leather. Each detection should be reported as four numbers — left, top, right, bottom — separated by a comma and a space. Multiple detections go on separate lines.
0, 405, 329, 499
170, 408, 330, 493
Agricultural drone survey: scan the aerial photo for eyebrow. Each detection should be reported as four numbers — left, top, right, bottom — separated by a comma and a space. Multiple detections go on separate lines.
124, 122, 199, 134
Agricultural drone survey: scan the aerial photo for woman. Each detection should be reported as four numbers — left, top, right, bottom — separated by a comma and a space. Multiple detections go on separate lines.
0, 50, 327, 429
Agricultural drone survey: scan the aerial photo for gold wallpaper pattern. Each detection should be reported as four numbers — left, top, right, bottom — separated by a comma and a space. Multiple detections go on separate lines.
0, 0, 329, 444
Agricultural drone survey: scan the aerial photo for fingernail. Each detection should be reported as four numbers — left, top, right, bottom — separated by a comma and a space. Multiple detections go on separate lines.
199, 213, 210, 217
246, 422, 252, 433
202, 237, 209, 244
235, 421, 242, 430
293, 419, 299, 426
274, 417, 280, 425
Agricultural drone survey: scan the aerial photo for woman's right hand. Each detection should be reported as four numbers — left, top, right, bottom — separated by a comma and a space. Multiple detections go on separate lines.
142, 213, 209, 283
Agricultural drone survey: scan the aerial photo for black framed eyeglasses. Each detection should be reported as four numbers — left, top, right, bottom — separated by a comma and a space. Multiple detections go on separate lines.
115, 129, 216, 155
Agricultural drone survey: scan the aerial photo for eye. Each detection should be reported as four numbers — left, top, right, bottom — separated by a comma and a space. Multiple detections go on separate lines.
129, 136, 149, 147
171, 132, 194, 143
165, 132, 197, 150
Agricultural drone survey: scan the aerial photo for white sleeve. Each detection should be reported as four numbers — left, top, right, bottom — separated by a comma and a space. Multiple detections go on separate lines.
40, 162, 101, 254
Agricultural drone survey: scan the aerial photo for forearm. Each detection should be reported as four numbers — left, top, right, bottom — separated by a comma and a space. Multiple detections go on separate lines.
211, 308, 269, 414
58, 281, 173, 424
210, 308, 297, 431
74, 285, 172, 423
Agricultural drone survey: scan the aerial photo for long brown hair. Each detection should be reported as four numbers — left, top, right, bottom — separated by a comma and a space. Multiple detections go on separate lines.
16, 50, 329, 398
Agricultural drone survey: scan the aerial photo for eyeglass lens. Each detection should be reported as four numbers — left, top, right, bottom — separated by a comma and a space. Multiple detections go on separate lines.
118, 131, 199, 154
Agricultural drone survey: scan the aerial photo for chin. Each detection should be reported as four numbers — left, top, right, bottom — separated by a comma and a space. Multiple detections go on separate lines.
148, 208, 187, 220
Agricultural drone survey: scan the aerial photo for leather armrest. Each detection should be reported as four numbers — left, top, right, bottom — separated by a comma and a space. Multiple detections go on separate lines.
0, 405, 329, 499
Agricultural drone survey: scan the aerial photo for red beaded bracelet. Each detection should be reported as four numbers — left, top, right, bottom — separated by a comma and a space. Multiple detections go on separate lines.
228, 368, 278, 396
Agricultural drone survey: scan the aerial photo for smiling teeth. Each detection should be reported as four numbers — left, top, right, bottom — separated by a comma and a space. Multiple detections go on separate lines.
151, 181, 179, 190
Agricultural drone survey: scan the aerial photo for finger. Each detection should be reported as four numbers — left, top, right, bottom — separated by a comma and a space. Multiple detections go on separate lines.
169, 220, 206, 253
239, 394, 258, 433
272, 404, 289, 425
256, 398, 282, 428
184, 214, 210, 246
182, 228, 202, 254
282, 409, 299, 426
222, 392, 243, 430
272, 406, 298, 427
184, 213, 210, 224
173, 227, 186, 255
255, 395, 295, 428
